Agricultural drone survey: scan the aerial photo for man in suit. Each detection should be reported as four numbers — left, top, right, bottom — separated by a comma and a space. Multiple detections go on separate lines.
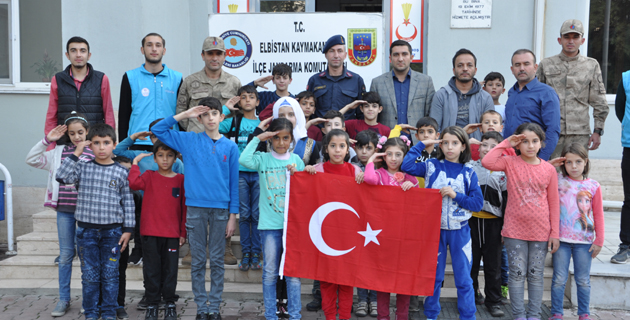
430, 48, 494, 141
370, 40, 435, 142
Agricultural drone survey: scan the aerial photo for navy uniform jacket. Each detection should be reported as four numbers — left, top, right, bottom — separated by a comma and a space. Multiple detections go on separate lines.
307, 67, 366, 119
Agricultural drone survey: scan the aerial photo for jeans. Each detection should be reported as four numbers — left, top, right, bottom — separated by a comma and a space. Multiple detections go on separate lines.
77, 226, 122, 320
186, 206, 229, 314
239, 172, 261, 255
424, 226, 476, 320
504, 237, 547, 319
621, 148, 630, 246
261, 230, 301, 320
551, 242, 592, 316
501, 245, 509, 285
57, 211, 76, 302
357, 288, 377, 303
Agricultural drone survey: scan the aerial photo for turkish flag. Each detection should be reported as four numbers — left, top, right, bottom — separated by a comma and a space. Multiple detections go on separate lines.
280, 172, 442, 296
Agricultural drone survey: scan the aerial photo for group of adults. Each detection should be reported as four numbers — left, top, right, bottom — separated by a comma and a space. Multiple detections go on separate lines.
43, 18, 630, 271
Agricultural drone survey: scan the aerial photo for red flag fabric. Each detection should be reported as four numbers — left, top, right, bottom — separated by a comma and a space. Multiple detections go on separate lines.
280, 171, 443, 296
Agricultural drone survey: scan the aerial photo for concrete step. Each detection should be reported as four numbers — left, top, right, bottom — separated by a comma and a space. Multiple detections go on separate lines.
0, 255, 270, 283
29, 210, 243, 236
0, 254, 551, 289
16, 230, 246, 258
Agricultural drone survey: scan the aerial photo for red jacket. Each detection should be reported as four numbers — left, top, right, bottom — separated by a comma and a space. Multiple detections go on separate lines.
128, 165, 186, 238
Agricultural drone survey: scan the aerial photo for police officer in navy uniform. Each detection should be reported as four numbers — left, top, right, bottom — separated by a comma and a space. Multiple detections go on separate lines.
307, 35, 366, 119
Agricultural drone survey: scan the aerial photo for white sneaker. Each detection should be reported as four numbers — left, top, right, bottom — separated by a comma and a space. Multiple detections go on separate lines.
369, 301, 377, 317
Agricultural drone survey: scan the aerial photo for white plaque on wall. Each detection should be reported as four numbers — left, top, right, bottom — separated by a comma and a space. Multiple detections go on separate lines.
451, 0, 492, 28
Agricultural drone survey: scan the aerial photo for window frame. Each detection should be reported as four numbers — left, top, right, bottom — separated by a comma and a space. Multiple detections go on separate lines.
0, 0, 52, 94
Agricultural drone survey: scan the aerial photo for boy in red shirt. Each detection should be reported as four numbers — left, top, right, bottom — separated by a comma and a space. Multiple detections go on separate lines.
339, 91, 391, 139
128, 141, 186, 320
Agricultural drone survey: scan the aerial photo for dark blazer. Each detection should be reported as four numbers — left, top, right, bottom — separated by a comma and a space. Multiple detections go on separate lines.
369, 70, 435, 131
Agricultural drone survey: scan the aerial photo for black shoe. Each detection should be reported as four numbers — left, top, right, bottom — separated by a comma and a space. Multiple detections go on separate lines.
306, 299, 322, 311
195, 313, 209, 320
116, 307, 129, 320
128, 249, 143, 265
279, 299, 289, 318
164, 303, 177, 320
137, 296, 148, 310
144, 306, 158, 320
487, 305, 505, 317
209, 312, 222, 320
475, 290, 485, 305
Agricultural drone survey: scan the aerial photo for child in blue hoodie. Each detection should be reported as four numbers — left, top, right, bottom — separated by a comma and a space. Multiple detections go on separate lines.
152, 97, 239, 320
401, 126, 483, 320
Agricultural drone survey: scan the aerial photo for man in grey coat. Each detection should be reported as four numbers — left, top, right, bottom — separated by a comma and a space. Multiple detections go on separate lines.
370, 40, 435, 141
430, 48, 494, 140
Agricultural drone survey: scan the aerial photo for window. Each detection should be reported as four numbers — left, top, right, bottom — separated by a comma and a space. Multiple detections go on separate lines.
588, 0, 630, 94
0, 1, 10, 83
0, 0, 62, 86
260, 0, 306, 12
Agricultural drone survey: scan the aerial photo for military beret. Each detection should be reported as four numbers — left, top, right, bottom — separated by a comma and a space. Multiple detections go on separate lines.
322, 35, 346, 54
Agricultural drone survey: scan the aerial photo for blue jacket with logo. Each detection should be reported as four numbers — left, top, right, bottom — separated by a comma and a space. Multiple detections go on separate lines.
124, 64, 182, 145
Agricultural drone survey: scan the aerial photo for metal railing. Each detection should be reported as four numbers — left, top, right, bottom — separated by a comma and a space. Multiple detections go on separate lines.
0, 163, 17, 255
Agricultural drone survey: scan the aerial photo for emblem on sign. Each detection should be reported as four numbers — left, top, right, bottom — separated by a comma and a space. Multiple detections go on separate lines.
220, 30, 253, 68
395, 3, 418, 42
347, 28, 377, 67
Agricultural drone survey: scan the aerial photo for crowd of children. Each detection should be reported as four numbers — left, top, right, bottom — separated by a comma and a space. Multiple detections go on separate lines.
29, 66, 605, 320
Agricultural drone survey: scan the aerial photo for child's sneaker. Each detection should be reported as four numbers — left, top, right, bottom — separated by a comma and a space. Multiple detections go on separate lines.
145, 306, 158, 320
250, 253, 263, 270
116, 307, 129, 320
239, 253, 251, 271
164, 303, 177, 320
475, 290, 485, 305
51, 300, 70, 317
128, 249, 143, 265
279, 299, 289, 318
137, 296, 148, 310
548, 314, 563, 320
578, 315, 593, 320
355, 301, 368, 317
369, 301, 377, 317
611, 244, 630, 264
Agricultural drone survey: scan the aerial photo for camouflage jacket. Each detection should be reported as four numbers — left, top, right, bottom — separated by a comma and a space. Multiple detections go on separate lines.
537, 52, 608, 135
176, 68, 241, 133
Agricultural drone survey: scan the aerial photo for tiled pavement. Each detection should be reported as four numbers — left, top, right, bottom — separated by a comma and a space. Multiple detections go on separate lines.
1, 294, 629, 320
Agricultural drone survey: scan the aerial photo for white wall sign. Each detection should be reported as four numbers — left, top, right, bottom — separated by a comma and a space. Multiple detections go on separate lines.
208, 13, 384, 91
451, 0, 492, 28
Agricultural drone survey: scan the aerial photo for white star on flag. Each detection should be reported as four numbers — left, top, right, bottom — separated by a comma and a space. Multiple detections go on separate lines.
357, 223, 382, 246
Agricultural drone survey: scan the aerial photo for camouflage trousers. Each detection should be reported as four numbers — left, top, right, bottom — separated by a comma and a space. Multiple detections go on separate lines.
550, 134, 590, 159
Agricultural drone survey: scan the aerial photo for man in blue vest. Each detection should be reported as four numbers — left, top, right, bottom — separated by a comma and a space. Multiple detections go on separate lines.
614, 74, 630, 264
118, 33, 183, 151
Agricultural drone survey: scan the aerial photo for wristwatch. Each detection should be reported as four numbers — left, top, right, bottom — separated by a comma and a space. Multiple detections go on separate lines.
593, 128, 604, 136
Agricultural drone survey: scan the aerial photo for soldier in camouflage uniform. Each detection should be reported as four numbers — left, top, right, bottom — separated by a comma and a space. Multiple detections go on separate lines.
537, 19, 609, 159
176, 36, 241, 134
175, 36, 241, 267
